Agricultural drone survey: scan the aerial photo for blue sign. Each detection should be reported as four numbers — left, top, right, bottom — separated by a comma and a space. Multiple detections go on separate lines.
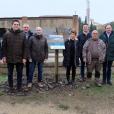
48, 35, 65, 49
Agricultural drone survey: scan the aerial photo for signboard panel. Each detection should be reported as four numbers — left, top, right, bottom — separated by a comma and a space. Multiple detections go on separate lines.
47, 35, 65, 49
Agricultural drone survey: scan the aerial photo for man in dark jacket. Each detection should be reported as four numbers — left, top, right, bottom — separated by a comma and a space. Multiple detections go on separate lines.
2, 20, 27, 92
100, 24, 114, 85
63, 31, 79, 85
78, 24, 91, 81
23, 24, 33, 84
27, 27, 48, 88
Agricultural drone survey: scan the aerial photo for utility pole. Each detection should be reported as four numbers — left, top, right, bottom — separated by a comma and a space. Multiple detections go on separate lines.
72, 14, 79, 34
86, 0, 90, 25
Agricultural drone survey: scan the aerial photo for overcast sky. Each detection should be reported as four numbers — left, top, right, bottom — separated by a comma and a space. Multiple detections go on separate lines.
0, 0, 114, 24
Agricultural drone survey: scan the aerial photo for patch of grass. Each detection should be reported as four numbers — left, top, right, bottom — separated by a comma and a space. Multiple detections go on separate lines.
88, 86, 108, 95
79, 75, 114, 97
81, 83, 114, 98
0, 91, 5, 96
0, 74, 7, 84
58, 104, 70, 111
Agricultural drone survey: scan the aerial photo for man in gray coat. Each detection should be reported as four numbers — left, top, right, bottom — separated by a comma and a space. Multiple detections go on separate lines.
83, 30, 106, 87
28, 27, 48, 88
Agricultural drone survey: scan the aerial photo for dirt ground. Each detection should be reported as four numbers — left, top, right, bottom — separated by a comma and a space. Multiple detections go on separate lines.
0, 67, 114, 114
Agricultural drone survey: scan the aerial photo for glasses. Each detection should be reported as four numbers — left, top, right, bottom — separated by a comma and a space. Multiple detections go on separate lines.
13, 24, 19, 25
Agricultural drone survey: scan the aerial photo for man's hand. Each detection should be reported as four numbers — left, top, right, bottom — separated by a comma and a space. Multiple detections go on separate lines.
23, 59, 26, 65
29, 58, 32, 62
3, 57, 6, 64
0, 59, 4, 64
83, 58, 86, 63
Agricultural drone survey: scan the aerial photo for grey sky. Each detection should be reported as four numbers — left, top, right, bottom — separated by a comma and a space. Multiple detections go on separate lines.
0, 0, 113, 24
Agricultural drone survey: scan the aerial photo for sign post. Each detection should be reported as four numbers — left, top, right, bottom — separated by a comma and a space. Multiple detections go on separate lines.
55, 49, 59, 82
48, 35, 65, 83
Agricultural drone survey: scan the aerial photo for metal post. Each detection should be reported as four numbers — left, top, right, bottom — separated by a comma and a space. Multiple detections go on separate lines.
55, 49, 59, 83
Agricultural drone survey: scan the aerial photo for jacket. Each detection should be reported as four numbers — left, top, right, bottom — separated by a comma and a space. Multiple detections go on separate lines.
63, 39, 79, 67
2, 29, 28, 63
78, 32, 91, 57
83, 38, 106, 64
23, 30, 33, 59
29, 34, 48, 63
100, 31, 114, 61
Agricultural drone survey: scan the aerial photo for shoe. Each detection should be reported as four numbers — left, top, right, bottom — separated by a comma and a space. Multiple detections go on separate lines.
38, 82, 44, 88
66, 82, 71, 85
79, 77, 86, 82
107, 82, 112, 86
95, 78, 102, 87
7, 88, 15, 95
27, 83, 32, 88
86, 83, 90, 88
86, 78, 92, 88
71, 80, 75, 85
95, 83, 102, 87
16, 89, 25, 96
102, 81, 106, 85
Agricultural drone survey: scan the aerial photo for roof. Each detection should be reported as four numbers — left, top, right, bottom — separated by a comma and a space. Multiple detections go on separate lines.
0, 15, 78, 20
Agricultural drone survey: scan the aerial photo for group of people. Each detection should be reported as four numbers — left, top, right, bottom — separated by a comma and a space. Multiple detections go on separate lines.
63, 24, 114, 87
0, 19, 114, 94
1, 19, 48, 93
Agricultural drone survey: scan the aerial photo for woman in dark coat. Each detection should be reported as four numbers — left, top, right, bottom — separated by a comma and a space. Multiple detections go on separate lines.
63, 31, 79, 85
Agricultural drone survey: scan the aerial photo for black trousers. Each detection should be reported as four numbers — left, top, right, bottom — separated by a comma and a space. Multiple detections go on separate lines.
103, 60, 113, 83
7, 63, 23, 90
66, 65, 76, 82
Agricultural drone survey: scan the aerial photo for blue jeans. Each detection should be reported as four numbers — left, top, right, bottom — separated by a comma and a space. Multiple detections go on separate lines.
28, 61, 43, 83
103, 60, 113, 83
